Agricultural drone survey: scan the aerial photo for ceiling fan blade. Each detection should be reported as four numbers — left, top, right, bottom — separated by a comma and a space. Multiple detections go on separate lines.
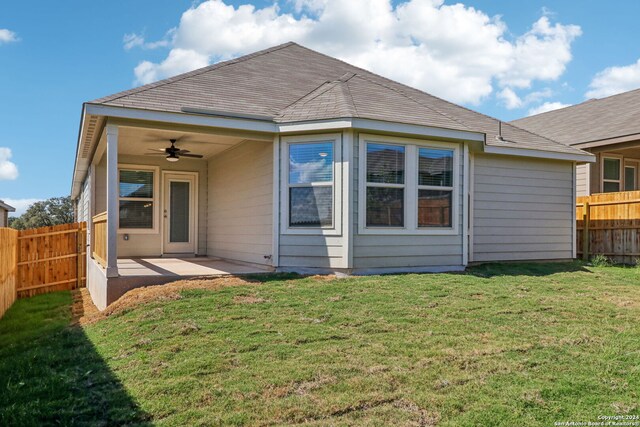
145, 153, 167, 156
175, 149, 191, 154
180, 153, 204, 158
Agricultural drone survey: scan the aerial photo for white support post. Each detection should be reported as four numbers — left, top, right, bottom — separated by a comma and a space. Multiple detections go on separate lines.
271, 135, 280, 268
105, 124, 119, 278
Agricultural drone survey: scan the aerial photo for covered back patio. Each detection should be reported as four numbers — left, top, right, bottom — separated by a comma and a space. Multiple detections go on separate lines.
74, 111, 277, 309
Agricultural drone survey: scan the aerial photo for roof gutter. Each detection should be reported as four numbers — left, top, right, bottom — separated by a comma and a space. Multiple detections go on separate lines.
484, 145, 596, 163
70, 103, 88, 200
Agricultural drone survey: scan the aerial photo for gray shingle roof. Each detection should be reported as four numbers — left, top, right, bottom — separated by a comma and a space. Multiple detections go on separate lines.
92, 42, 586, 156
511, 88, 640, 145
0, 200, 15, 212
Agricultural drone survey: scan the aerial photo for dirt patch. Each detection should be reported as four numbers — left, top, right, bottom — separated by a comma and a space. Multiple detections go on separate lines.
73, 276, 255, 325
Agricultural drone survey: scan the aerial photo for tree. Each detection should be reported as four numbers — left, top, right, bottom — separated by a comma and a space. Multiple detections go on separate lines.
9, 196, 74, 230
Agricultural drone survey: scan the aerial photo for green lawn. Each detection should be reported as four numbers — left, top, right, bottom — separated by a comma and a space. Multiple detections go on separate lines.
1, 262, 639, 426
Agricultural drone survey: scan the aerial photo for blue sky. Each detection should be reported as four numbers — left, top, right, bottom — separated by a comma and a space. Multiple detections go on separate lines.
1, 0, 640, 215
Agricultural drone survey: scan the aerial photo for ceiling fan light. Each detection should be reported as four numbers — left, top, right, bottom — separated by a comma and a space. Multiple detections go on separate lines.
166, 154, 179, 162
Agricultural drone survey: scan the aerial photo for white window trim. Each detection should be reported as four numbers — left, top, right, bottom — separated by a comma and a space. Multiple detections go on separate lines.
601, 154, 623, 193
625, 164, 637, 191
280, 133, 343, 236
117, 164, 160, 234
358, 134, 460, 236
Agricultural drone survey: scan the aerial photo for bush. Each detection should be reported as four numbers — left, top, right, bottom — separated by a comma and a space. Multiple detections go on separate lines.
590, 254, 612, 267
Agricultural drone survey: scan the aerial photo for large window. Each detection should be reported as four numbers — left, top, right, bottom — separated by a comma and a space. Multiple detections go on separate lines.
417, 148, 454, 227
119, 169, 154, 229
366, 143, 405, 227
360, 135, 459, 235
288, 141, 334, 228
602, 157, 621, 193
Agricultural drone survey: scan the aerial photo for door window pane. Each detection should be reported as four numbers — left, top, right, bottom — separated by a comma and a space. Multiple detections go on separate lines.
418, 190, 452, 227
603, 158, 621, 181
170, 181, 190, 242
366, 187, 404, 227
418, 148, 453, 187
625, 167, 636, 191
289, 142, 333, 184
289, 187, 333, 227
119, 200, 153, 229
366, 144, 405, 184
120, 170, 153, 198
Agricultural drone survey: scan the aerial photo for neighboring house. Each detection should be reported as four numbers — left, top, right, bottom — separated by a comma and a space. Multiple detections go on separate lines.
0, 200, 15, 227
71, 42, 594, 308
512, 88, 640, 196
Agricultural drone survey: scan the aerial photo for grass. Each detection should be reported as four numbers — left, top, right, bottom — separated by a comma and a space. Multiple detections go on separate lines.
1, 262, 640, 426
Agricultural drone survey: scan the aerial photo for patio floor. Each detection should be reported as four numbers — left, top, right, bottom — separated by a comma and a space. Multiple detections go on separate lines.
117, 257, 273, 278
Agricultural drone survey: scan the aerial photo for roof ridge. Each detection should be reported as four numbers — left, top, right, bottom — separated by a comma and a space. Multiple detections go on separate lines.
515, 86, 640, 121
352, 73, 471, 130
289, 44, 582, 149
92, 42, 297, 104
338, 78, 359, 116
276, 80, 336, 115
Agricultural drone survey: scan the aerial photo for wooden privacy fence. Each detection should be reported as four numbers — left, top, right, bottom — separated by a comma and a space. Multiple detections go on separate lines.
0, 222, 87, 319
577, 191, 640, 263
0, 228, 18, 319
92, 212, 107, 268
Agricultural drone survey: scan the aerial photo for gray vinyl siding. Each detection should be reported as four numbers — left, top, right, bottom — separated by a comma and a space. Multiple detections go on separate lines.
77, 171, 91, 223
576, 163, 589, 196
279, 235, 345, 268
352, 133, 465, 269
472, 154, 574, 262
208, 140, 273, 265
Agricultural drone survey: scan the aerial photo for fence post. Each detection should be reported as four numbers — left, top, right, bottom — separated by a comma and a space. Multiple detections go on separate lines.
582, 201, 590, 261
76, 224, 81, 290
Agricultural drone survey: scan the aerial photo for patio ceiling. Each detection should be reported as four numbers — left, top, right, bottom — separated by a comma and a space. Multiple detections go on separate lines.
116, 125, 265, 160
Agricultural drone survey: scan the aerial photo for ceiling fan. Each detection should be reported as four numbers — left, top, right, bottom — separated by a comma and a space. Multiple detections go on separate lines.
146, 139, 204, 162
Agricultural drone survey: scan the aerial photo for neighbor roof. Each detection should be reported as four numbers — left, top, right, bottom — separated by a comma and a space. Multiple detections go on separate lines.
89, 42, 586, 157
0, 200, 15, 212
511, 88, 640, 146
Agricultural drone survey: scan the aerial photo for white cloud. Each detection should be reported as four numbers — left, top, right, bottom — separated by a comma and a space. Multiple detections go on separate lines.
0, 29, 18, 44
128, 0, 581, 105
134, 48, 210, 85
0, 198, 42, 217
497, 87, 553, 110
527, 101, 570, 116
497, 88, 523, 109
586, 59, 640, 99
123, 32, 171, 51
0, 148, 18, 180
499, 16, 581, 89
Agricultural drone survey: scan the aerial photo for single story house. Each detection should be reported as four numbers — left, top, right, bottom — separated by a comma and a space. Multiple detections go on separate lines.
512, 88, 640, 196
71, 42, 594, 309
0, 200, 15, 227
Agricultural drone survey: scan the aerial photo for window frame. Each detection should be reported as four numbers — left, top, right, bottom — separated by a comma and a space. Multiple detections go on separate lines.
416, 146, 456, 229
117, 164, 160, 234
281, 134, 342, 236
358, 134, 460, 236
624, 162, 638, 192
601, 154, 623, 193
364, 141, 407, 228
